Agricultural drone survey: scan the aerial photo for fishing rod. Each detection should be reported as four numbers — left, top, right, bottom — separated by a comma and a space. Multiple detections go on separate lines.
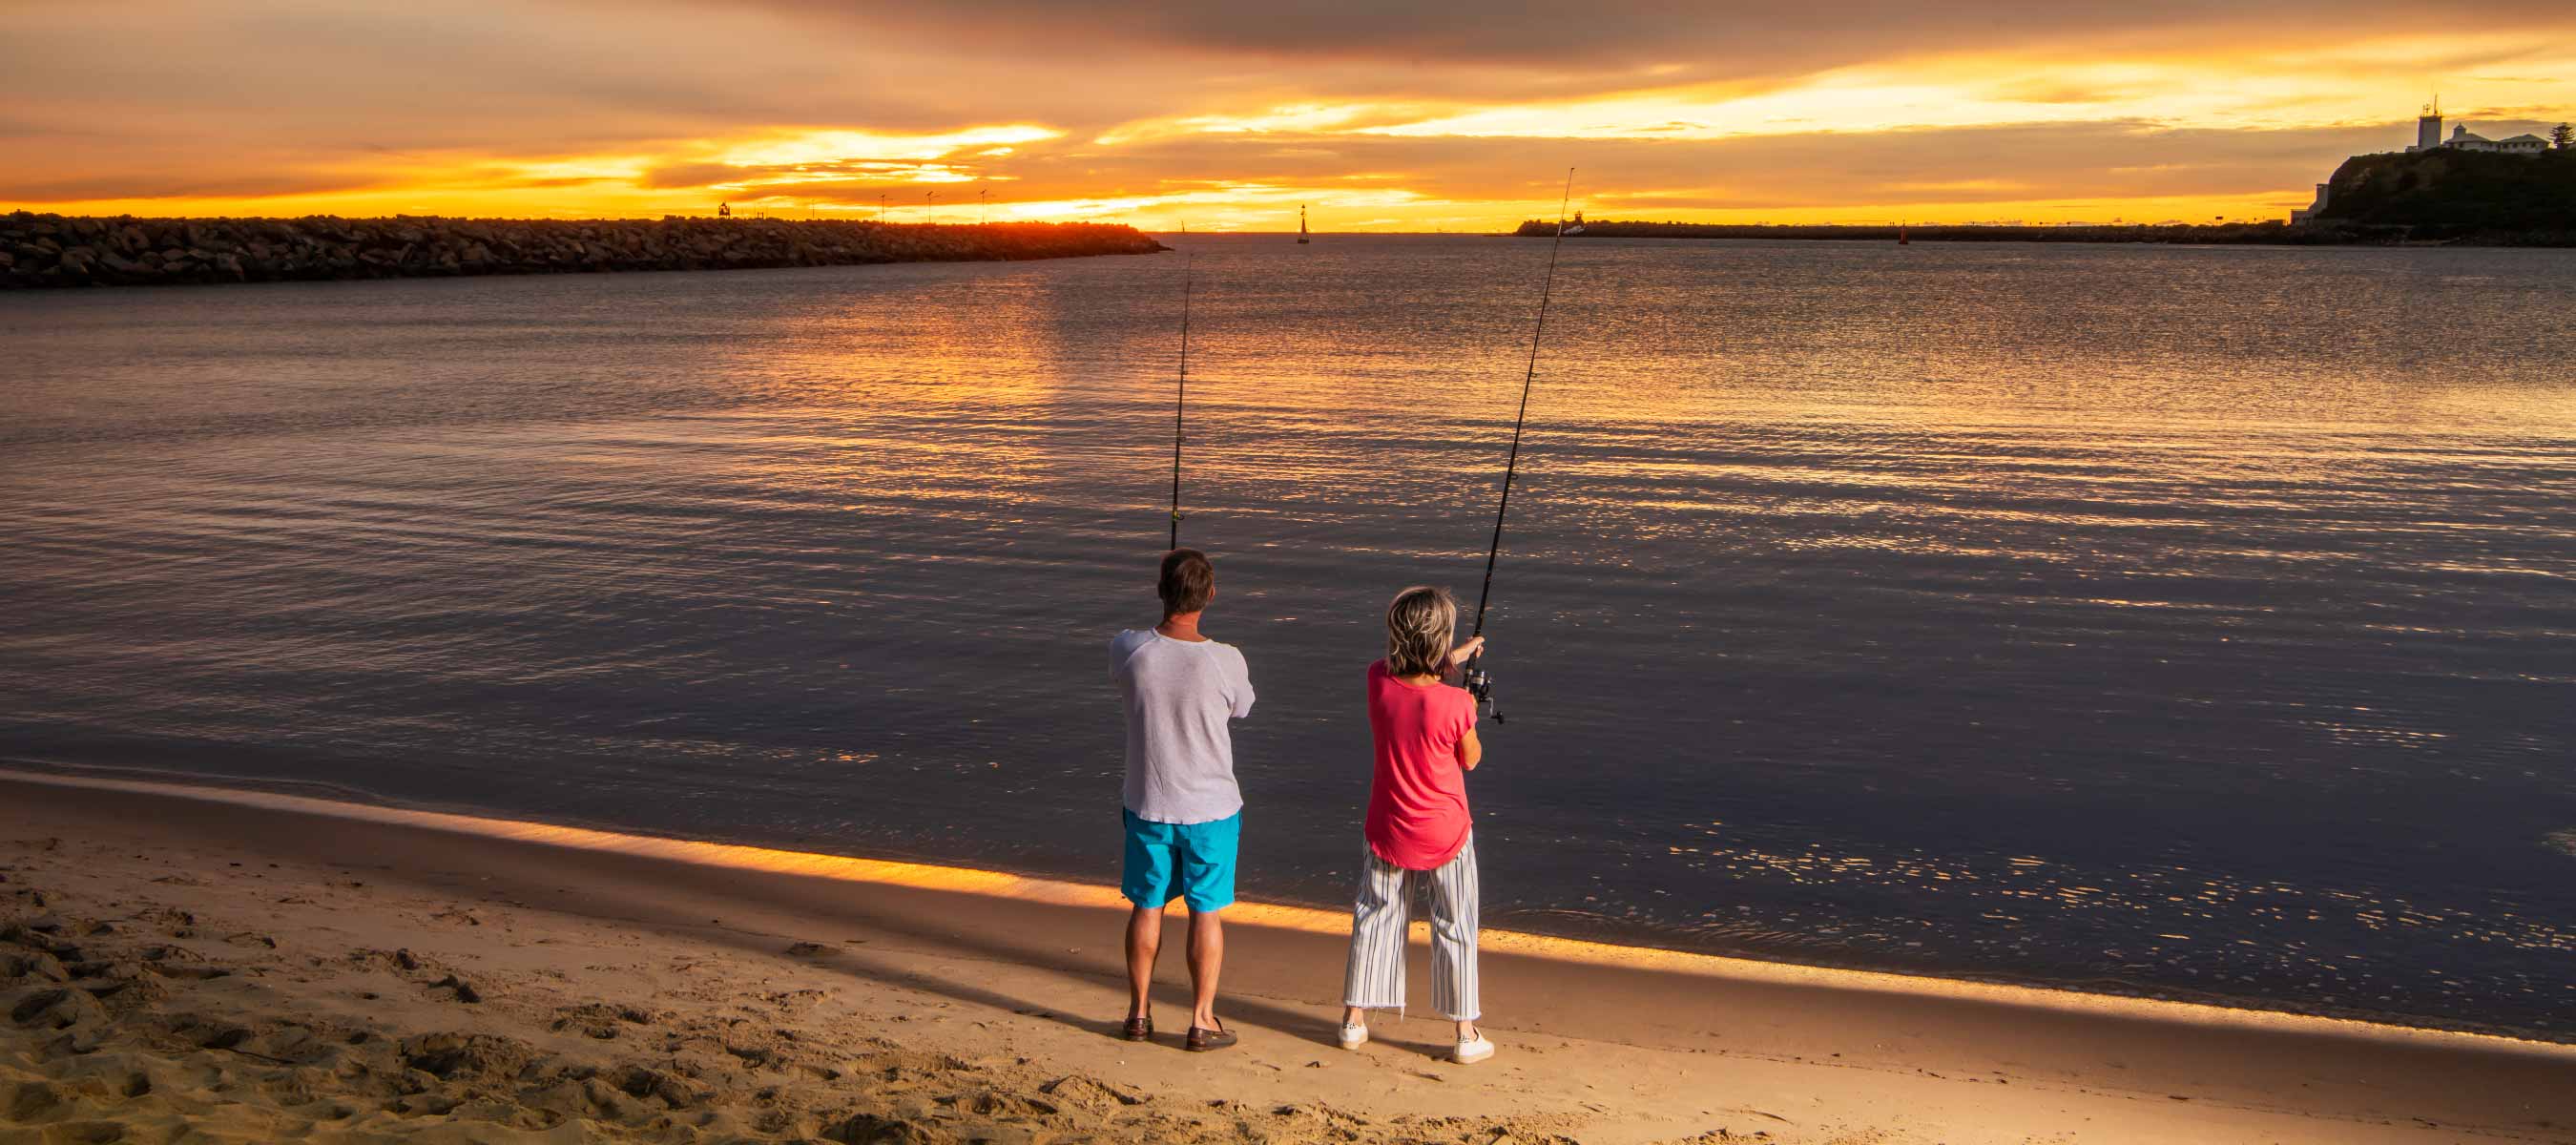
1168, 240, 1194, 549
1461, 167, 1576, 724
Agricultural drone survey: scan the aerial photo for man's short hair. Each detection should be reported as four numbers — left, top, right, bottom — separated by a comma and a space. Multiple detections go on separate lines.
1159, 548, 1215, 617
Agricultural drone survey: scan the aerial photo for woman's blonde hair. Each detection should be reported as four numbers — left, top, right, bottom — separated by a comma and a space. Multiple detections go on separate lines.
1384, 585, 1458, 677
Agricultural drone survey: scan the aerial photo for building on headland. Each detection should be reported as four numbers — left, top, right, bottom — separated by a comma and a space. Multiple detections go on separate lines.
2412, 103, 2443, 151
2292, 100, 2557, 221
2447, 126, 2554, 153
2405, 100, 2553, 155
2288, 181, 2331, 224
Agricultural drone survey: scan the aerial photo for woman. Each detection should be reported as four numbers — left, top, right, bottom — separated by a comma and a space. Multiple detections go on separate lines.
1339, 585, 1493, 1064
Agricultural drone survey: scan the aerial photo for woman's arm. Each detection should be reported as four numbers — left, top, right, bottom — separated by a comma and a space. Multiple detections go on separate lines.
1439, 635, 1486, 683
1456, 726, 1483, 772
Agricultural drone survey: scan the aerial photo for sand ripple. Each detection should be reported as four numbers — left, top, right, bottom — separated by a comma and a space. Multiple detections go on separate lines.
1, 853, 1589, 1144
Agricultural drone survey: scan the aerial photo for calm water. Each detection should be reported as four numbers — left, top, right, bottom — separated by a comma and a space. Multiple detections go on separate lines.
4, 236, 2572, 1037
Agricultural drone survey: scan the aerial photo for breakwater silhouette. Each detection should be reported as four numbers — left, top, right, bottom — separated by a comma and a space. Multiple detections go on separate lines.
0, 213, 1166, 289
1512, 213, 2576, 246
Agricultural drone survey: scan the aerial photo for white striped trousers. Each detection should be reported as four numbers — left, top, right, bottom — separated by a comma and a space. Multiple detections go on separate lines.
1340, 834, 1480, 1021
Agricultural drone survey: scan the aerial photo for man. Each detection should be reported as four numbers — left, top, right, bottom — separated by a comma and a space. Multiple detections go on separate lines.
1111, 547, 1254, 1051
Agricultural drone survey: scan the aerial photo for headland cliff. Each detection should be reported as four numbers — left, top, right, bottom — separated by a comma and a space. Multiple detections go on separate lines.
2310, 148, 2576, 242
0, 214, 1168, 289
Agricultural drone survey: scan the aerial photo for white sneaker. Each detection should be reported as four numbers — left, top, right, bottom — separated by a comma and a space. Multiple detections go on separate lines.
1337, 1023, 1369, 1050
1454, 1034, 1495, 1064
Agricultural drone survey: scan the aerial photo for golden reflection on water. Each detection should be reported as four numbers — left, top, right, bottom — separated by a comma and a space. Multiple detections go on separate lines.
5, 238, 2571, 1039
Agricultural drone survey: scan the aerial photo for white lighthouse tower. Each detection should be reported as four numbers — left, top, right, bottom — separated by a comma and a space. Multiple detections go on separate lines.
2411, 97, 2442, 152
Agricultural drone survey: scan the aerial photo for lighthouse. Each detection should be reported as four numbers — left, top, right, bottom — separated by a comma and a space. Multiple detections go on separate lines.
2412, 97, 2441, 152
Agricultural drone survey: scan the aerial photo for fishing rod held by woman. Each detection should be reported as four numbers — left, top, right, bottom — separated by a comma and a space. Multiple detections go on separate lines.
1461, 166, 1574, 725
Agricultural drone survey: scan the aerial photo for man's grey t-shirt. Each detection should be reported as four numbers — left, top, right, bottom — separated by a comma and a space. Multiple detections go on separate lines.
1111, 629, 1255, 824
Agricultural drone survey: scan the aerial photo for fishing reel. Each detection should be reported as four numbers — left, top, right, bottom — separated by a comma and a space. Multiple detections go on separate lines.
1459, 655, 1503, 724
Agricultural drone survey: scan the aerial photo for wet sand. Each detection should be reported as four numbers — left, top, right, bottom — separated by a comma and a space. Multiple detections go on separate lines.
3, 770, 2570, 1143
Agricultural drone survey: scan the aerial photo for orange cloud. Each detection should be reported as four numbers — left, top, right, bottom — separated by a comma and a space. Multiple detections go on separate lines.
3, 2, 2570, 227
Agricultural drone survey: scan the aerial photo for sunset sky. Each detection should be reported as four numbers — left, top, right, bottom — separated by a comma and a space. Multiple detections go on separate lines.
6, 1, 2572, 229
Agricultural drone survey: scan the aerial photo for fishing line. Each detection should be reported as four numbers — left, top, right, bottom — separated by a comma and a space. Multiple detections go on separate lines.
1169, 241, 1193, 549
1462, 167, 1576, 722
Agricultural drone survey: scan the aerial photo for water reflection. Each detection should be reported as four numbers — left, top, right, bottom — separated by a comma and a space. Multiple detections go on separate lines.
1, 236, 2571, 1037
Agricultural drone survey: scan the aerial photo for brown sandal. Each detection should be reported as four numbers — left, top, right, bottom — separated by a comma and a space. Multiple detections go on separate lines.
1185, 1021, 1236, 1052
1122, 1015, 1153, 1042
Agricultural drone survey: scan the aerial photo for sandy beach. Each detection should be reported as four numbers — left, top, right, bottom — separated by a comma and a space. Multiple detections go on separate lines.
2, 769, 2569, 1144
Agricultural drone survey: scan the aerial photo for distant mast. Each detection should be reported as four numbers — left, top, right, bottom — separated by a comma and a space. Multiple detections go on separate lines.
1298, 204, 1311, 244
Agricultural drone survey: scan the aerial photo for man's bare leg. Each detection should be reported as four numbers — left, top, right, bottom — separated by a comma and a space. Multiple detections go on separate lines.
1186, 908, 1224, 1030
1126, 905, 1164, 1024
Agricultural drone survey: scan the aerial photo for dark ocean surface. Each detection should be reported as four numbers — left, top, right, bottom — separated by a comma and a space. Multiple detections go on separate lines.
4, 235, 2571, 1036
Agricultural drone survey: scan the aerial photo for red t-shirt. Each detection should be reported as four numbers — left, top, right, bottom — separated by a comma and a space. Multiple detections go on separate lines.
1363, 659, 1479, 870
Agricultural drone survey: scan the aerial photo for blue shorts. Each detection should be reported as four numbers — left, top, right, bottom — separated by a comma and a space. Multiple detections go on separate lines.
1121, 809, 1239, 912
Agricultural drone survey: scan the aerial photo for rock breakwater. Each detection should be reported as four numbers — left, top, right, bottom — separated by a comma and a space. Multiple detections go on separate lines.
0, 212, 1167, 289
